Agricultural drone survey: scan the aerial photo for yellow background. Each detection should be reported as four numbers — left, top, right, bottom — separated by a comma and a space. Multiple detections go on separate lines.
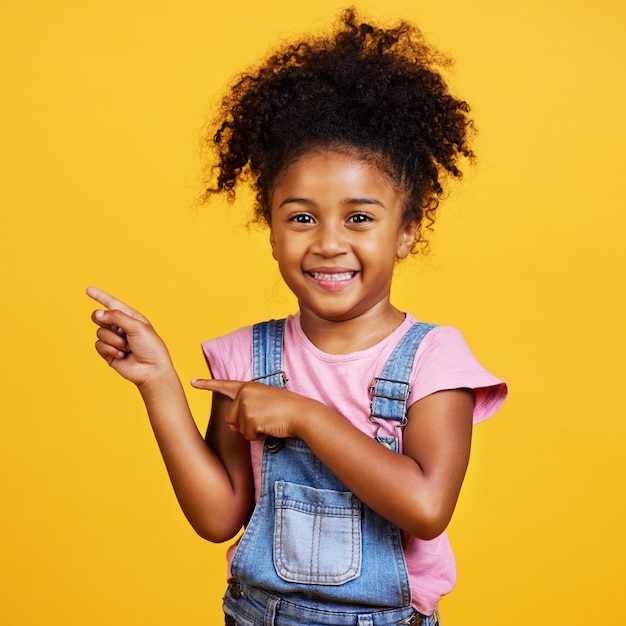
1, 0, 624, 623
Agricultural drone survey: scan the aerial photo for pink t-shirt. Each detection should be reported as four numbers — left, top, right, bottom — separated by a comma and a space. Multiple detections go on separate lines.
202, 313, 507, 614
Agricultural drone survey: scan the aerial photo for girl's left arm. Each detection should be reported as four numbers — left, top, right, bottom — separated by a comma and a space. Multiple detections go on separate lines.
194, 379, 473, 540
299, 387, 474, 540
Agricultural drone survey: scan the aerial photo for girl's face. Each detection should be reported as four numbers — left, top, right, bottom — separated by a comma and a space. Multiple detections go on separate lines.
269, 149, 417, 325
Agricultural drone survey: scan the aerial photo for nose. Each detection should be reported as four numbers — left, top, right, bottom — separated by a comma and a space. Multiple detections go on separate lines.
310, 221, 347, 257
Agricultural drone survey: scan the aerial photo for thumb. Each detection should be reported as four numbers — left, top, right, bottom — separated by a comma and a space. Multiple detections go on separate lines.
191, 378, 244, 400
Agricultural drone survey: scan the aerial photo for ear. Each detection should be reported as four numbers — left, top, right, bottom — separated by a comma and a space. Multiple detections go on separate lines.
269, 229, 278, 260
395, 220, 418, 259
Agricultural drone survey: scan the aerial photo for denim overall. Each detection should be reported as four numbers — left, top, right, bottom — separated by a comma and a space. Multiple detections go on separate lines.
223, 319, 440, 626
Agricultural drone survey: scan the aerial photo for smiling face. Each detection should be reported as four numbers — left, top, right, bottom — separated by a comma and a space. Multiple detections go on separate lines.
269, 148, 418, 329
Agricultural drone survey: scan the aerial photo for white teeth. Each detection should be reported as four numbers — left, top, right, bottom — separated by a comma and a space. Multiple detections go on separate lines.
310, 271, 354, 281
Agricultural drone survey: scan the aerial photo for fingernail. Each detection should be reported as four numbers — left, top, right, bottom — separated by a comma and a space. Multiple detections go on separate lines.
95, 310, 104, 319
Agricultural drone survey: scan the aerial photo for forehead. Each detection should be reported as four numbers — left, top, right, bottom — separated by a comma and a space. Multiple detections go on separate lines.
272, 148, 401, 200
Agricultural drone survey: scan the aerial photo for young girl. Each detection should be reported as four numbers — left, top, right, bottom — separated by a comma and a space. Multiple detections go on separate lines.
88, 9, 506, 626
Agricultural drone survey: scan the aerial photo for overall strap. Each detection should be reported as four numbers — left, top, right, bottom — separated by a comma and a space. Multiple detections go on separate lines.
369, 322, 437, 422
251, 318, 288, 389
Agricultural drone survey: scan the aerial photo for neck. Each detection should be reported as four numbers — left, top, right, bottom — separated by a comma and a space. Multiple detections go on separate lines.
298, 301, 406, 354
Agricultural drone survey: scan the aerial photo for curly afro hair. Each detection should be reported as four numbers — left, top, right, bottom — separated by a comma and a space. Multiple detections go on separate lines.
202, 7, 475, 253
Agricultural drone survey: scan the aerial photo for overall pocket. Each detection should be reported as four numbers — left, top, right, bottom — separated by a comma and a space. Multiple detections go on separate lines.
273, 480, 362, 585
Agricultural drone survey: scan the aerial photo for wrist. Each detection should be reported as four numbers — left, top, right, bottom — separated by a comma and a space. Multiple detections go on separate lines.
292, 398, 337, 440
137, 365, 181, 401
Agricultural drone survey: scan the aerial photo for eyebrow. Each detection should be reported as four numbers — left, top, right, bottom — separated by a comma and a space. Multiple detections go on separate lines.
346, 198, 384, 207
278, 197, 312, 208
278, 197, 385, 209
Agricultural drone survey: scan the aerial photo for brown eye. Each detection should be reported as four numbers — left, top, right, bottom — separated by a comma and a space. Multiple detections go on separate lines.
290, 214, 315, 224
347, 213, 372, 224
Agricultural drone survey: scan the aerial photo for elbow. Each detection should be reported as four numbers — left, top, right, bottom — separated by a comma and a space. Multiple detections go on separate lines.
194, 527, 234, 544
412, 521, 449, 541
404, 500, 454, 541
192, 523, 240, 544
177, 494, 248, 544
186, 515, 242, 544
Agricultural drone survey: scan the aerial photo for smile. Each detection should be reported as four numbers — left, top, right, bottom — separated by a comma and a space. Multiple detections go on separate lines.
309, 271, 356, 281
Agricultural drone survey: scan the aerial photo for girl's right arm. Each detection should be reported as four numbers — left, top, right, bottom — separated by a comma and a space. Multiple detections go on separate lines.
87, 287, 252, 543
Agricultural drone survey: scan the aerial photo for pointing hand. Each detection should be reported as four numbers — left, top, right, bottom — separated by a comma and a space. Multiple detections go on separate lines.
87, 286, 173, 387
191, 378, 314, 441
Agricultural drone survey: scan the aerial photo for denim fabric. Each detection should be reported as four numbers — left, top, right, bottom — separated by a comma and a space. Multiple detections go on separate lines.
224, 582, 441, 625
224, 319, 438, 626
369, 323, 436, 423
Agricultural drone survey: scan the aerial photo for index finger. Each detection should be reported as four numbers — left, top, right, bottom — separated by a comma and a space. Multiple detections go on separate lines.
191, 378, 245, 401
86, 286, 148, 323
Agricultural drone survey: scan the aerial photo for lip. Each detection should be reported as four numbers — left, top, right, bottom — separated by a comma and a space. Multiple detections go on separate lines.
305, 267, 358, 291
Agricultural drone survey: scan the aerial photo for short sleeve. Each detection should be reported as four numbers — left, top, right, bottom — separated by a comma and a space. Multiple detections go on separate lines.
201, 325, 254, 382
408, 326, 507, 424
